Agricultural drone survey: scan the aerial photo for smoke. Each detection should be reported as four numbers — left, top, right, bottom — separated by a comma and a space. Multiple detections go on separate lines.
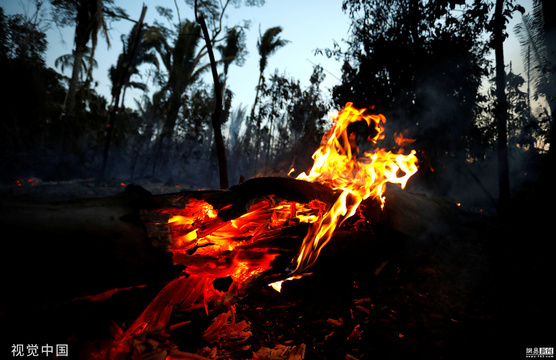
392, 71, 546, 215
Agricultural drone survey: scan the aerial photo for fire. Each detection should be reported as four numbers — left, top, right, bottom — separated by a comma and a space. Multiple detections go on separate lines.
96, 103, 418, 358
291, 102, 418, 274
164, 101, 417, 308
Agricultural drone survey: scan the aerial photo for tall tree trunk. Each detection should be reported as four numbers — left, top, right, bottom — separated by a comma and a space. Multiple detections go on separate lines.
196, 10, 228, 189
63, 41, 86, 117
58, 40, 86, 168
120, 85, 128, 109
250, 74, 263, 171
250, 74, 262, 123
101, 96, 119, 180
151, 98, 180, 177
494, 0, 510, 211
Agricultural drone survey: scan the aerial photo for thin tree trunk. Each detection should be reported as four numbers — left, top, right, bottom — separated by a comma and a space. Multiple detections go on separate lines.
120, 85, 128, 109
101, 96, 118, 179
152, 99, 180, 177
494, 0, 510, 211
250, 74, 263, 171
196, 9, 228, 189
250, 74, 262, 122
63, 42, 86, 117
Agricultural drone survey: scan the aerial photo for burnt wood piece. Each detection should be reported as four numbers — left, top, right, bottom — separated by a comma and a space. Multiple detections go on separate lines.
142, 177, 339, 249
214, 177, 339, 220
0, 178, 337, 306
149, 177, 340, 221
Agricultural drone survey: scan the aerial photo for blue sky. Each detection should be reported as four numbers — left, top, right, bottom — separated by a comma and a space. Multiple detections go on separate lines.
3, 0, 531, 114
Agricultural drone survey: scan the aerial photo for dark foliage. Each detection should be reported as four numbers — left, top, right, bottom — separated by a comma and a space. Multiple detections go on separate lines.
329, 0, 552, 210
333, 1, 491, 188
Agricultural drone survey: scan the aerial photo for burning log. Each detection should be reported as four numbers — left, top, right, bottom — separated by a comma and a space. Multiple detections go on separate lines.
144, 177, 338, 248
0, 178, 336, 305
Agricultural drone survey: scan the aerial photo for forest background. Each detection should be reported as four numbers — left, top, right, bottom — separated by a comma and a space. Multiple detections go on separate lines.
0, 0, 554, 215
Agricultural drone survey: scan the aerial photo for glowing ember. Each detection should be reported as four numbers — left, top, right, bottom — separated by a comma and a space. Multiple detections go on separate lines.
268, 275, 304, 292
98, 102, 419, 358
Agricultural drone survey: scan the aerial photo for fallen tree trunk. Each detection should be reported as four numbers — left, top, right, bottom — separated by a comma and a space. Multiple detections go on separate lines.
0, 184, 174, 307
0, 177, 468, 308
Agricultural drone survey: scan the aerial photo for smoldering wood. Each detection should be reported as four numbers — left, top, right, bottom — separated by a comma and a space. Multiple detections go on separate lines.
0, 177, 467, 308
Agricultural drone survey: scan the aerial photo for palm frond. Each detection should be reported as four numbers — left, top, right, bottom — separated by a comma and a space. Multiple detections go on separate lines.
56, 48, 97, 78
257, 26, 289, 72
514, 0, 550, 99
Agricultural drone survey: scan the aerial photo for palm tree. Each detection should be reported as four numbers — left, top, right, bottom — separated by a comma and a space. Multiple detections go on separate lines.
54, 47, 98, 82
217, 27, 246, 98
101, 6, 153, 179
51, 0, 115, 117
107, 7, 157, 110
250, 26, 289, 123
249, 26, 289, 171
525, 0, 556, 197
147, 20, 209, 175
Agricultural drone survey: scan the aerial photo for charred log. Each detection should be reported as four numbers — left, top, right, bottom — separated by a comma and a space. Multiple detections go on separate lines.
0, 178, 337, 306
0, 177, 467, 309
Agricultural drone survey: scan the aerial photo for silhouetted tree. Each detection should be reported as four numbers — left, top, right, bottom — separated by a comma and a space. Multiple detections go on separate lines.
217, 26, 247, 101
250, 26, 289, 122
535, 0, 556, 197
108, 8, 158, 110
196, 0, 228, 188
101, 5, 152, 179
489, 0, 524, 209
335, 0, 491, 195
0, 7, 66, 178
50, 0, 127, 117
491, 0, 510, 208
146, 19, 207, 175
514, 1, 550, 108
254, 66, 329, 176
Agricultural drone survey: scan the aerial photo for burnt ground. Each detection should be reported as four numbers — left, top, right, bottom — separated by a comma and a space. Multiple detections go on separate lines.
236, 225, 555, 360
1, 179, 554, 360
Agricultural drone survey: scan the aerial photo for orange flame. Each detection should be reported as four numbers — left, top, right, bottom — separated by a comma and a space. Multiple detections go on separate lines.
291, 102, 418, 274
